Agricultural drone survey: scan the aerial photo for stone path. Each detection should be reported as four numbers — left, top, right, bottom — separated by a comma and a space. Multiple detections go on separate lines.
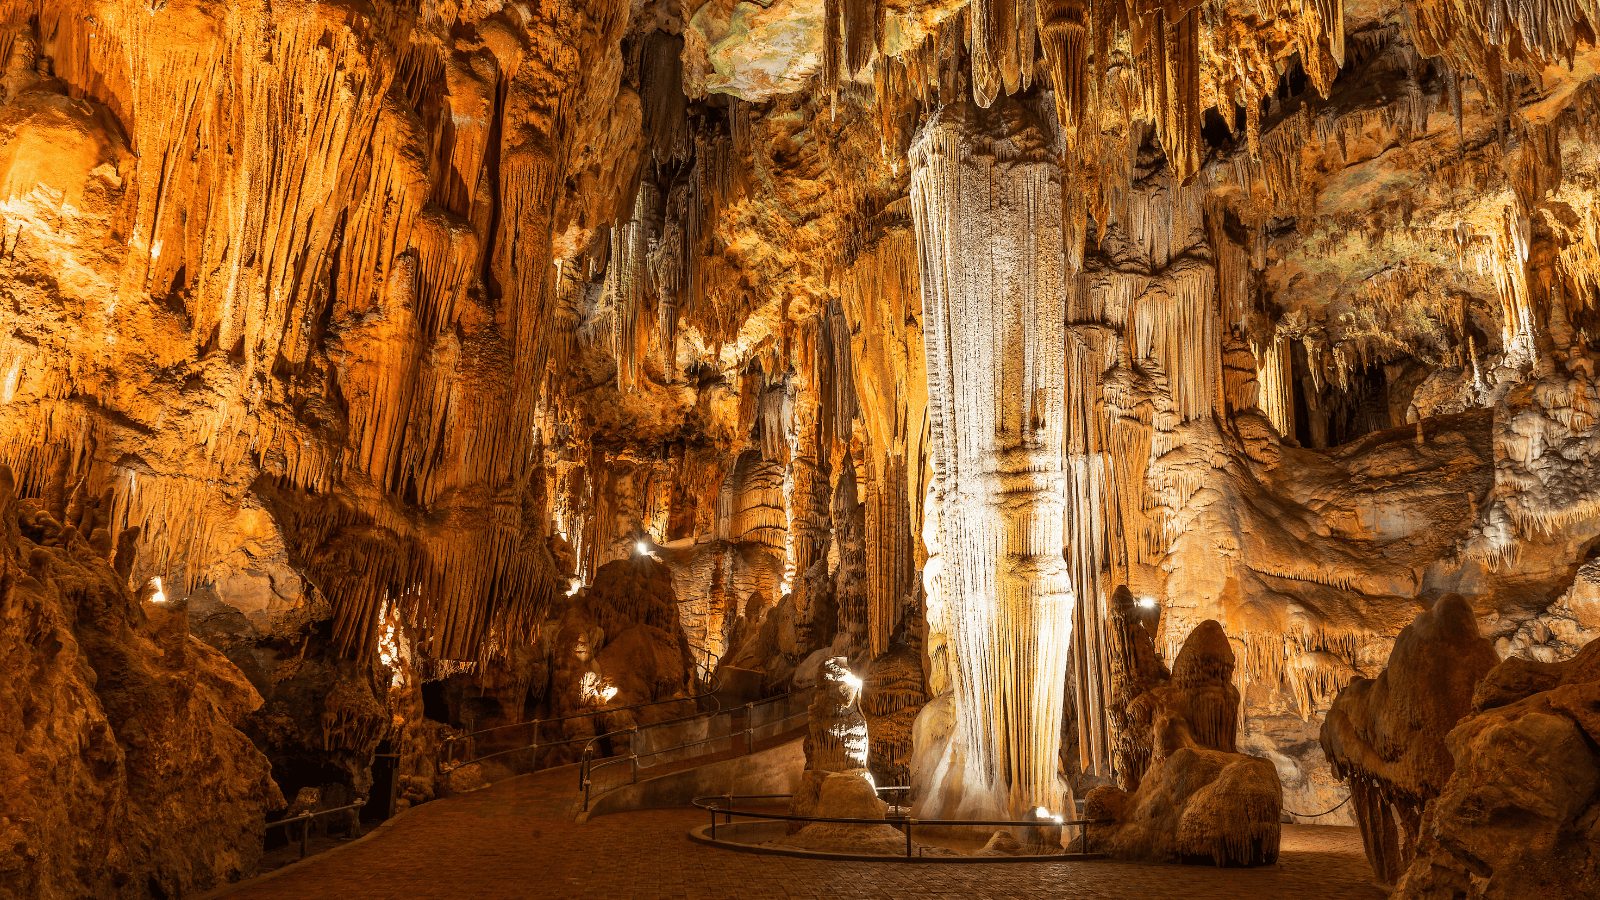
218, 768, 1385, 900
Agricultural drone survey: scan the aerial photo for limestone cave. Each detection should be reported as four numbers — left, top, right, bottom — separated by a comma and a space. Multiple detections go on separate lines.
1, 0, 1598, 896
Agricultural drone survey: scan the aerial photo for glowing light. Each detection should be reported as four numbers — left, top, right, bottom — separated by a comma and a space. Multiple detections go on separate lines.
145, 576, 166, 604
566, 578, 584, 597
636, 541, 648, 555
1034, 806, 1051, 819
1137, 596, 1159, 610
841, 672, 862, 691
580, 672, 619, 704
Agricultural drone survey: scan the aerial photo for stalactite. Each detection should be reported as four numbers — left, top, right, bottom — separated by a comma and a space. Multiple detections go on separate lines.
1256, 335, 1295, 438
1063, 136, 1216, 775
839, 212, 928, 659
784, 378, 831, 644
639, 32, 689, 166
609, 180, 659, 393
1140, 9, 1203, 185
1036, 0, 1090, 150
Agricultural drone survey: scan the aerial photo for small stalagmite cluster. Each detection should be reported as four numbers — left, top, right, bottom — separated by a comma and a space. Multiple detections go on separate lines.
1082, 619, 1283, 867
3, 0, 1600, 890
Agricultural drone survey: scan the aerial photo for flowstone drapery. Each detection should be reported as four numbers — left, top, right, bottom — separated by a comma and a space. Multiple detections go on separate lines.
909, 96, 1075, 822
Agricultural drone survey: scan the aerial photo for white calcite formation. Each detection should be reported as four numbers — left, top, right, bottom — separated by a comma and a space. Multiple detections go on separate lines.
908, 95, 1076, 823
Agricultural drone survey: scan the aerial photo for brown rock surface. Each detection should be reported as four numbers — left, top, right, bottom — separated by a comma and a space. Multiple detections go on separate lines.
1321, 594, 1502, 886
1392, 639, 1600, 900
0, 465, 281, 900
8, 0, 1600, 885
1083, 620, 1284, 867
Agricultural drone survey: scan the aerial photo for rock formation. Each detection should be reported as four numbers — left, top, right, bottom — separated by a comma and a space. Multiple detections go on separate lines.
1082, 620, 1283, 867
1322, 617, 1600, 900
1392, 638, 1600, 900
858, 637, 929, 790
1321, 594, 1502, 886
784, 656, 904, 849
0, 465, 281, 899
546, 555, 698, 756
7, 0, 1600, 885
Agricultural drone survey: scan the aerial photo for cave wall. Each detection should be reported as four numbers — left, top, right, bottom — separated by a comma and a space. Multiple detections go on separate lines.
4, 0, 1600, 887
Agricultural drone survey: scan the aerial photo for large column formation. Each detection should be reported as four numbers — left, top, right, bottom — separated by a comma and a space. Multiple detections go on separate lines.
909, 98, 1075, 820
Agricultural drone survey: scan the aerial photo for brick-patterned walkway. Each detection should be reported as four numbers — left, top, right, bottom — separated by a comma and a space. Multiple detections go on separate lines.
219, 768, 1384, 900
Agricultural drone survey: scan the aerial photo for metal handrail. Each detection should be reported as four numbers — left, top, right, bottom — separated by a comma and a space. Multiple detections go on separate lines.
694, 793, 1106, 859
580, 688, 814, 812
445, 673, 722, 746
581, 707, 812, 795
265, 799, 366, 861
440, 672, 722, 772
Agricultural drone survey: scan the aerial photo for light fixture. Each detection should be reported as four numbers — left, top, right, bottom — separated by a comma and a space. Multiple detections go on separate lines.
841, 672, 863, 691
145, 576, 166, 604
1137, 596, 1159, 610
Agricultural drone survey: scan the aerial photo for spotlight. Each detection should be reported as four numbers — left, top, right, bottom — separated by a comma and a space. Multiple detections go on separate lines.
636, 541, 648, 555
1137, 596, 1158, 610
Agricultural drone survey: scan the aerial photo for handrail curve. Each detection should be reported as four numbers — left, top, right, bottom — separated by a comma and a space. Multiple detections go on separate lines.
579, 687, 814, 812
692, 792, 1108, 859
440, 671, 723, 772
265, 798, 368, 861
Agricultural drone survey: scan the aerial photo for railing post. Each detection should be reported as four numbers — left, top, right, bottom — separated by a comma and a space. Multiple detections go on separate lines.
745, 702, 754, 754
906, 818, 915, 858
630, 726, 639, 783
710, 803, 717, 840
725, 793, 733, 825
300, 817, 309, 860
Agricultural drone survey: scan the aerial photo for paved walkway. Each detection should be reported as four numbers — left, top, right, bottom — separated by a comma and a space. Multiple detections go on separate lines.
219, 769, 1384, 900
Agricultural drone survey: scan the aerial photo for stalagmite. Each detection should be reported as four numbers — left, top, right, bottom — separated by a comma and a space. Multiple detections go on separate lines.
1084, 619, 1282, 867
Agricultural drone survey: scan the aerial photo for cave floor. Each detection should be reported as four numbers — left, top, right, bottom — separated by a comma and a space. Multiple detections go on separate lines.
216, 768, 1384, 899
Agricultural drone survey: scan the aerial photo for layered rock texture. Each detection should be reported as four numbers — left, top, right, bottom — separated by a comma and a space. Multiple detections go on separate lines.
6, 0, 1600, 889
